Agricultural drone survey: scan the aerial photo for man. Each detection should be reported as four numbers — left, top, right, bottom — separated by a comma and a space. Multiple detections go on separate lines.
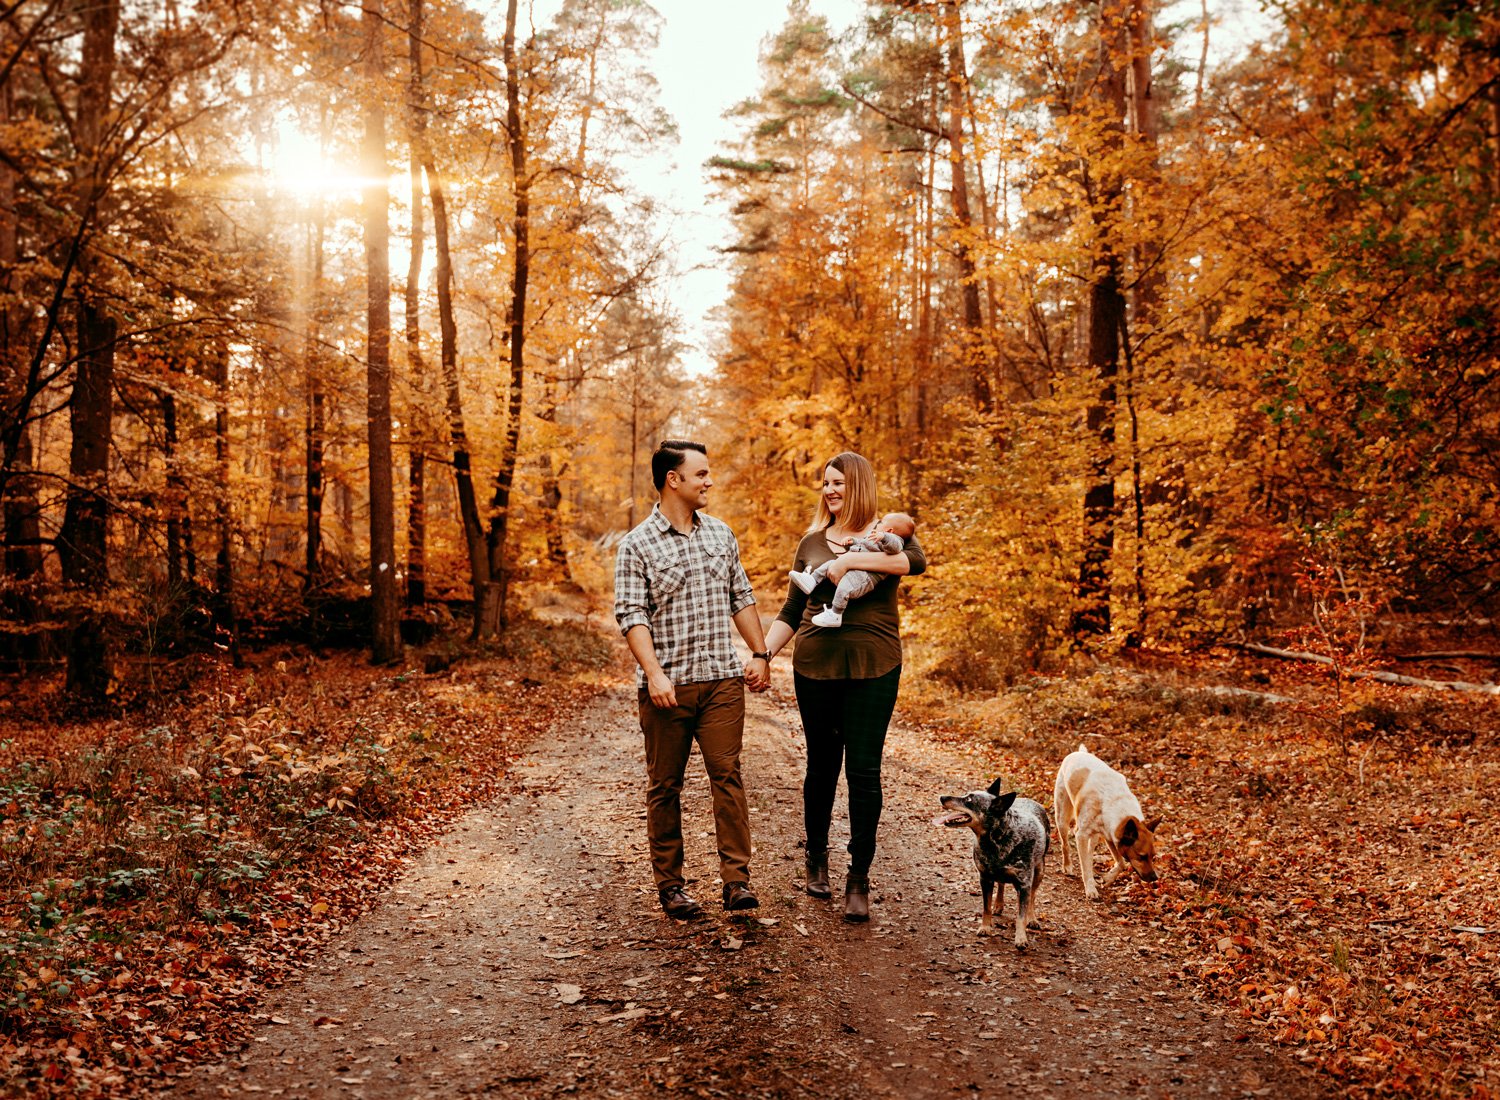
614, 440, 771, 920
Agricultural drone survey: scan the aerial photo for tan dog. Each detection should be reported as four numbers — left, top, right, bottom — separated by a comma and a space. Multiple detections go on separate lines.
1053, 745, 1160, 900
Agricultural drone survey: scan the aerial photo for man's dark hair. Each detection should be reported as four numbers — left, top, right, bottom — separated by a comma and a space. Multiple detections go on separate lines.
652, 439, 706, 491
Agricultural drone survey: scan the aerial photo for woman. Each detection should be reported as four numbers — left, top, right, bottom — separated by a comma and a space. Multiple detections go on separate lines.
761, 452, 926, 922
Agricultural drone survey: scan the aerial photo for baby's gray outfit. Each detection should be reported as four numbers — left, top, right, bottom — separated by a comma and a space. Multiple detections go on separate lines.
812, 532, 906, 613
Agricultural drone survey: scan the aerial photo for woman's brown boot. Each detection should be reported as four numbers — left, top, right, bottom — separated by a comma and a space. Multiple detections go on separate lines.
805, 850, 832, 899
843, 871, 870, 922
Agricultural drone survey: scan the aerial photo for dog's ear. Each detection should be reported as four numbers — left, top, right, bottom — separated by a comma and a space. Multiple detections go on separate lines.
1120, 818, 1139, 846
987, 777, 1004, 797
992, 791, 1017, 816
1145, 816, 1162, 834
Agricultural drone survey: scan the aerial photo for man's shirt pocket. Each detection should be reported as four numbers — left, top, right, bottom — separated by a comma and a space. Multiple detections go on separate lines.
648, 558, 689, 602
704, 541, 736, 583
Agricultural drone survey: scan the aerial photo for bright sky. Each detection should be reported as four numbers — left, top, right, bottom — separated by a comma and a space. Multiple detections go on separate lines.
267, 1, 1274, 378
494, 0, 1272, 380
268, 2, 1273, 378
584, 0, 868, 378
561, 0, 1274, 379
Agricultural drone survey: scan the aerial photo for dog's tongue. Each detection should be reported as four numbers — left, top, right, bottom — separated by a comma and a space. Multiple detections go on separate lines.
931, 811, 970, 827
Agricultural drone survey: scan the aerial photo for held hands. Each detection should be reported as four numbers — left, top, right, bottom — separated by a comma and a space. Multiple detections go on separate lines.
646, 670, 677, 709
743, 656, 770, 693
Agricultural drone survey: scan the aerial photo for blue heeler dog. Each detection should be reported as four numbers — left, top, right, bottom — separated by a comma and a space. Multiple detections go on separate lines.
937, 778, 1050, 949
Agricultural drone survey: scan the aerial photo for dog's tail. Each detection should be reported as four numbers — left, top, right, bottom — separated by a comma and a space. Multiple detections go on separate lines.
1077, 742, 1088, 754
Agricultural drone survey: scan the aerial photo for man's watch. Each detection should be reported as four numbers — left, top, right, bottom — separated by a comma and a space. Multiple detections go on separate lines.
752, 651, 772, 662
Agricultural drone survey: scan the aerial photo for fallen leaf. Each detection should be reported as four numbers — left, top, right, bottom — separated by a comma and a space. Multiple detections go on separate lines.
597, 1007, 650, 1023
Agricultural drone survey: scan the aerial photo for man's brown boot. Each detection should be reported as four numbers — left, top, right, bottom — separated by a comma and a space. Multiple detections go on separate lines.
659, 886, 703, 920
805, 850, 832, 899
843, 871, 870, 923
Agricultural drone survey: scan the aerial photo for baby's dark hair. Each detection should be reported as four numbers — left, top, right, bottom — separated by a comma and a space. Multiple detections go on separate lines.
652, 440, 706, 491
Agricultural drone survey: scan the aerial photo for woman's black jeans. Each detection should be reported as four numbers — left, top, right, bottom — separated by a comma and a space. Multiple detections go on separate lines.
793, 666, 901, 875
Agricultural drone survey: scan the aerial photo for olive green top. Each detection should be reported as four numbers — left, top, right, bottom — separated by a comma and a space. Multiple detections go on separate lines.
775, 528, 927, 680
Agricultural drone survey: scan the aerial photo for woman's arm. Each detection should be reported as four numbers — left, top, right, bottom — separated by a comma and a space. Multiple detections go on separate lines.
826, 549, 911, 584
765, 619, 796, 660
901, 532, 926, 576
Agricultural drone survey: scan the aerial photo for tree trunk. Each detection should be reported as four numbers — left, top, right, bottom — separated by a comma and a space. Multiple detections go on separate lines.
530, 9, 612, 591
962, 63, 1003, 352
1071, 2, 1130, 644
0, 76, 42, 592
162, 386, 184, 592
363, 0, 402, 664
914, 133, 936, 499
938, 0, 990, 415
403, 0, 428, 610
304, 184, 327, 600
210, 341, 242, 666
57, 0, 121, 700
627, 367, 639, 531
1073, 262, 1124, 641
407, 450, 426, 606
1121, 313, 1146, 646
1127, 0, 1164, 323
0, 79, 44, 667
1122, 0, 1163, 645
536, 376, 574, 586
407, 0, 488, 624
60, 301, 115, 697
479, 0, 529, 640
428, 159, 488, 609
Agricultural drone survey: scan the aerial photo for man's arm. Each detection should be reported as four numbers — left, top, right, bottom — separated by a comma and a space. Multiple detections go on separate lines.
625, 624, 677, 708
614, 542, 676, 708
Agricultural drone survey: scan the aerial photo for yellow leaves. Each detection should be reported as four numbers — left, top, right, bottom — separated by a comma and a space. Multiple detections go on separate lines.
217, 724, 356, 783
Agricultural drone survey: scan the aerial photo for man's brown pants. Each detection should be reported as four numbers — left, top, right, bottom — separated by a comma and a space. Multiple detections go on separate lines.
638, 677, 751, 893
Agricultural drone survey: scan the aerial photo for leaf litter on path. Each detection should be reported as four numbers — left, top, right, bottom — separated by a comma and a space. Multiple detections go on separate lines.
171, 676, 1331, 1099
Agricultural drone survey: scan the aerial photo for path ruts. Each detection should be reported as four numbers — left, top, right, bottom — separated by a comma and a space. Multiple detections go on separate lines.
170, 674, 1326, 1099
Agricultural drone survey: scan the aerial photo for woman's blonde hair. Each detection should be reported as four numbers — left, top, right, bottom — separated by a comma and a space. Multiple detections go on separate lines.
807, 452, 878, 534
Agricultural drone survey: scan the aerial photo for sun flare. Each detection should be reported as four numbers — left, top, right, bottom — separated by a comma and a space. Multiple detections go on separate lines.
265, 117, 372, 196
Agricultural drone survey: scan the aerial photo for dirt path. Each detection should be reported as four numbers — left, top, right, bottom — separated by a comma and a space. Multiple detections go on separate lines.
170, 676, 1328, 1099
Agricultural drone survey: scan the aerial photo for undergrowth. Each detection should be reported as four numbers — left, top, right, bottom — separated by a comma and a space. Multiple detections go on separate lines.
900, 650, 1500, 1099
0, 606, 616, 1095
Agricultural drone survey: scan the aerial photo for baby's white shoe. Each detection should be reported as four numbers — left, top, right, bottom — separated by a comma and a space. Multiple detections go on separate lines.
789, 570, 819, 595
811, 607, 843, 628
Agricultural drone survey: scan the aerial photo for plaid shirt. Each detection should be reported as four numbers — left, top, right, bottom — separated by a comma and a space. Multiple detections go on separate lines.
614, 505, 756, 689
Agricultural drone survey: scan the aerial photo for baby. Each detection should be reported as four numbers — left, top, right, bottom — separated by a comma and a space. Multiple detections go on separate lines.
790, 512, 916, 628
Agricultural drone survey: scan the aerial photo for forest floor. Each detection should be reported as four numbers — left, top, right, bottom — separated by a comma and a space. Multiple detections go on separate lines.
165, 681, 1326, 1100
3, 602, 1498, 1098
